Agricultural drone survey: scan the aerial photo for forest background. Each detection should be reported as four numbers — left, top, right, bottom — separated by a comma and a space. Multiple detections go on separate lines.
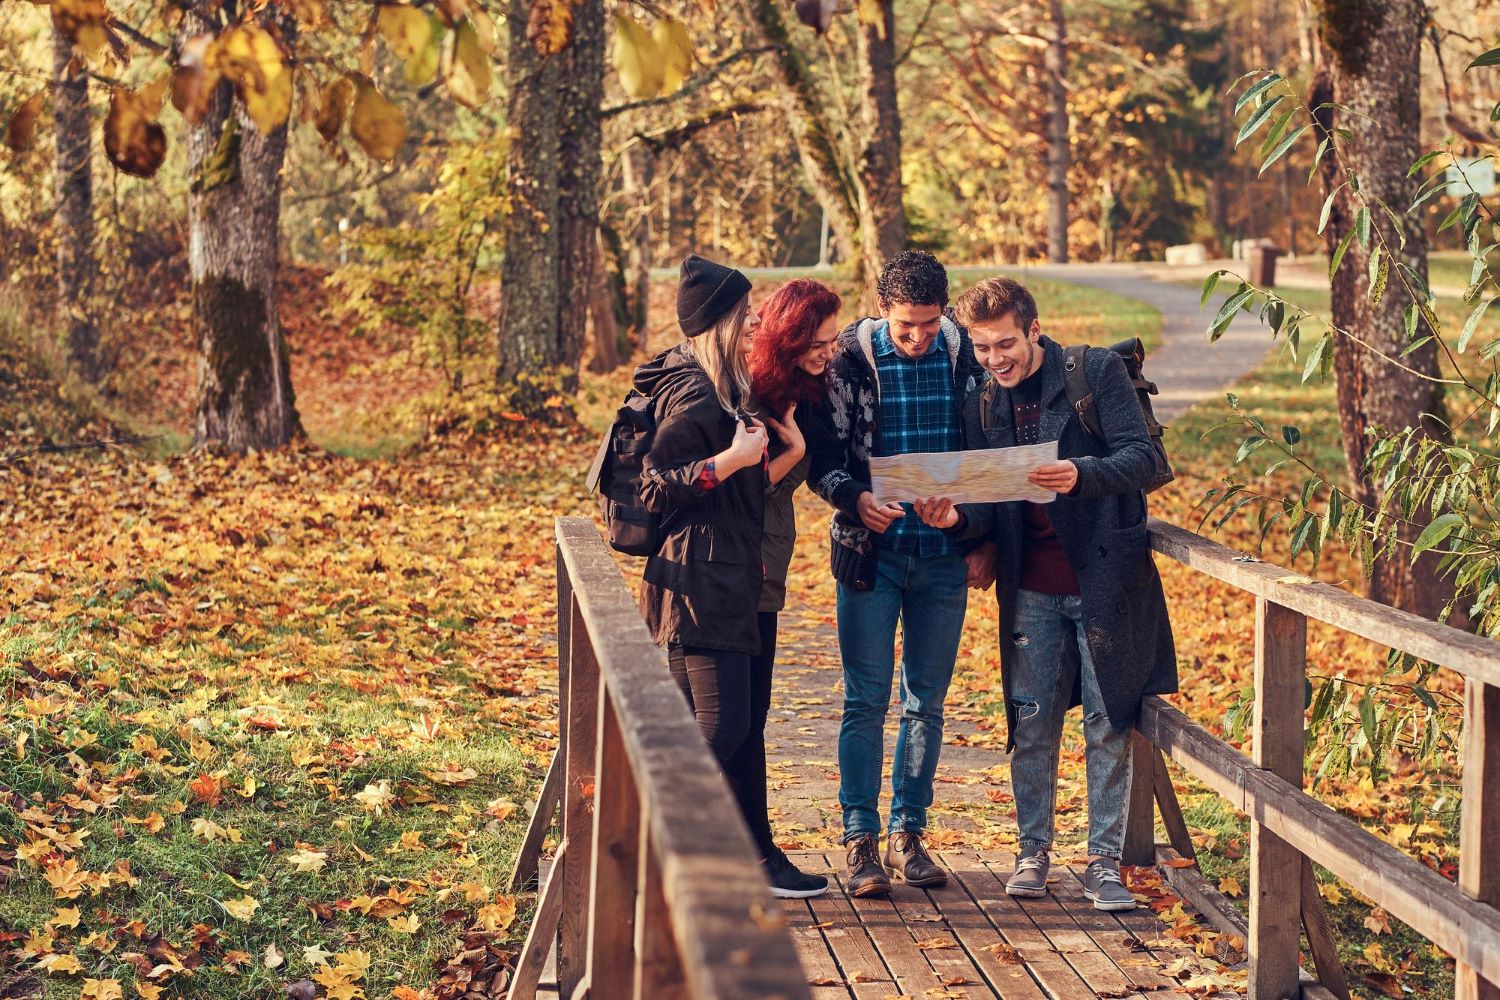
1, 0, 1499, 998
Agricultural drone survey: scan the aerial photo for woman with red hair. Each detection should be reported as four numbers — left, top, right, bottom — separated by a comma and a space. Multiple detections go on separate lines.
738, 277, 842, 898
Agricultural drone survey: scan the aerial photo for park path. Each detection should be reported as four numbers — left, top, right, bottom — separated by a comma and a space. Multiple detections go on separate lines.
761, 261, 1273, 847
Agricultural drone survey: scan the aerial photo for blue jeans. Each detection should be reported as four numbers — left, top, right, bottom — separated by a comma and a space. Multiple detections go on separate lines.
1008, 589, 1131, 859
836, 547, 968, 841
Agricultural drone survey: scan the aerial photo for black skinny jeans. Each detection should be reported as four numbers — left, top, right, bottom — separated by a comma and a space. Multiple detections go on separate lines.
667, 612, 778, 857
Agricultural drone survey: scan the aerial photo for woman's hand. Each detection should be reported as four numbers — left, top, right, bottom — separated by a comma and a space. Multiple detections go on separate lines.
1028, 460, 1079, 494
718, 417, 769, 474
765, 403, 805, 458
913, 496, 959, 529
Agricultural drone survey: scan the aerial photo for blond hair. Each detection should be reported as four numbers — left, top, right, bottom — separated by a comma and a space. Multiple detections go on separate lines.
682, 295, 752, 413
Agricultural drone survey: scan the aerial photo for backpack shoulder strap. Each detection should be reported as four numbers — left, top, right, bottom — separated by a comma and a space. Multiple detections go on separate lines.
1062, 345, 1104, 440
978, 380, 998, 432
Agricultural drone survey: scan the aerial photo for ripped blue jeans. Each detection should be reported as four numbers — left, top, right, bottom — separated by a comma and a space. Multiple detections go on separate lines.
1009, 589, 1130, 859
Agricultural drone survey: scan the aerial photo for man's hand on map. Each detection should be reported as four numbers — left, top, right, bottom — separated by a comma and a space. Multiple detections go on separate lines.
857, 492, 906, 533
1028, 460, 1079, 494
913, 496, 959, 529
965, 541, 997, 591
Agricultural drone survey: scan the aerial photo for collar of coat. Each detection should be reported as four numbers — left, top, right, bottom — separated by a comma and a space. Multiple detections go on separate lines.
847, 315, 966, 400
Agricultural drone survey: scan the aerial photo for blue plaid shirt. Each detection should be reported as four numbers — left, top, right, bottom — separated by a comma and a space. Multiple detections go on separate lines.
872, 322, 961, 556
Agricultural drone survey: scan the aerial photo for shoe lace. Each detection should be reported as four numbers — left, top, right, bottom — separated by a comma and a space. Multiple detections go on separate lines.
902, 834, 934, 866
1015, 854, 1047, 874
849, 837, 880, 868
1089, 862, 1124, 886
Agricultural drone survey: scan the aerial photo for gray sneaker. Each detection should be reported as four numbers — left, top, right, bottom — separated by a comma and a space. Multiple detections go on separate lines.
1083, 858, 1136, 911
1004, 847, 1050, 898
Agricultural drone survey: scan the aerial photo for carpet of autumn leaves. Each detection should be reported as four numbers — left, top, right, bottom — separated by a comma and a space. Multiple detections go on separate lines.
0, 270, 1476, 999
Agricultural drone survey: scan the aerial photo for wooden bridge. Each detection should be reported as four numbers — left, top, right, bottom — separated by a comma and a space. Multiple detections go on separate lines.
505, 516, 1500, 1000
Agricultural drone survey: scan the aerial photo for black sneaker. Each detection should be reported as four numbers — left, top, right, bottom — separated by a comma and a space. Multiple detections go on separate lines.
763, 848, 829, 899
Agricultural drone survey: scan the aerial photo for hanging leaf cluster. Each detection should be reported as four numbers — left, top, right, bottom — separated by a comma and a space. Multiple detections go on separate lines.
26, 0, 502, 178
610, 13, 693, 100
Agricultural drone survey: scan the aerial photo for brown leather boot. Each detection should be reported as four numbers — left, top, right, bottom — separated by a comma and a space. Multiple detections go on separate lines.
884, 831, 947, 888
844, 834, 891, 898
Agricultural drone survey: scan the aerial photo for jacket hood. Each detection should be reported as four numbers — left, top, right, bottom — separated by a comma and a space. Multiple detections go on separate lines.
632, 344, 705, 398
836, 314, 968, 399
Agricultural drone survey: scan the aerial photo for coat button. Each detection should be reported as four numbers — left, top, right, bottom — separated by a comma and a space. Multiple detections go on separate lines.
1117, 601, 1128, 614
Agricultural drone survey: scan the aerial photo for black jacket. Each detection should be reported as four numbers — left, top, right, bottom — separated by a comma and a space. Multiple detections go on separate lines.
956, 336, 1178, 748
635, 346, 765, 655
806, 315, 985, 589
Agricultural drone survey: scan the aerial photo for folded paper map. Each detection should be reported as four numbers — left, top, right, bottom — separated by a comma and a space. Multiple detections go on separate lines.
869, 441, 1059, 505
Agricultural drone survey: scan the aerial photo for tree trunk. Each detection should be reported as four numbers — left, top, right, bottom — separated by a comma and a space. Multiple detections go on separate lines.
496, 0, 562, 388
52, 30, 99, 380
855, 1, 905, 297
623, 147, 653, 351
735, 0, 862, 285
184, 13, 301, 452
1045, 0, 1069, 264
588, 229, 621, 374
555, 0, 604, 391
1313, 0, 1447, 619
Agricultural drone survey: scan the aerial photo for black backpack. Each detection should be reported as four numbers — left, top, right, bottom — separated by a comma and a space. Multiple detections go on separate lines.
585, 390, 667, 556
981, 337, 1174, 493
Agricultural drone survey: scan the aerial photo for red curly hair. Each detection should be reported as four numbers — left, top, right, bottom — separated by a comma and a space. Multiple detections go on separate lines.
749, 278, 842, 415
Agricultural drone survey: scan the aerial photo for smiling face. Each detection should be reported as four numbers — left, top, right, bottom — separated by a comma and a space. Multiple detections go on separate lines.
796, 314, 839, 376
970, 312, 1042, 388
882, 302, 945, 358
739, 300, 761, 356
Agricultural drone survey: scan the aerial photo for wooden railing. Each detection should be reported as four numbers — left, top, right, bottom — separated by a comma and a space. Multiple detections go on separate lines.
509, 517, 810, 1000
1126, 518, 1500, 1000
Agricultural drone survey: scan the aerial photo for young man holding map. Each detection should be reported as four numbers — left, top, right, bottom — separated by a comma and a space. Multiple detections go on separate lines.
806, 251, 992, 897
917, 276, 1179, 912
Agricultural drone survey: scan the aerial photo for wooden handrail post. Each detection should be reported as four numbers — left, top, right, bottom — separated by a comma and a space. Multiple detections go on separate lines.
1123, 729, 1157, 866
587, 689, 642, 992
1458, 679, 1500, 1000
558, 595, 602, 998
634, 815, 687, 999
1249, 598, 1305, 1000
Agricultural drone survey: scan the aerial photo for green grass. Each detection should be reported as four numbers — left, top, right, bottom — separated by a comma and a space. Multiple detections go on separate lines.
1428, 249, 1498, 294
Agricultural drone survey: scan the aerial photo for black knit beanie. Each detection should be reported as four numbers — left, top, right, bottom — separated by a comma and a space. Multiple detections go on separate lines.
676, 254, 752, 337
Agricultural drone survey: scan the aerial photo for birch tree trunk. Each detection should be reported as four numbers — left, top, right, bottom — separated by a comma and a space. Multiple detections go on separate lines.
1314, 0, 1447, 618
184, 11, 301, 452
53, 31, 99, 380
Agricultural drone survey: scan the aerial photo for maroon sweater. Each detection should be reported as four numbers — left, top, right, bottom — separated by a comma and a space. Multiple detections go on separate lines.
1011, 372, 1081, 596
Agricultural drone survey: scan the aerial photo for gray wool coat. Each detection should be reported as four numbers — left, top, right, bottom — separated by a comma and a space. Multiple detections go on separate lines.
957, 336, 1177, 751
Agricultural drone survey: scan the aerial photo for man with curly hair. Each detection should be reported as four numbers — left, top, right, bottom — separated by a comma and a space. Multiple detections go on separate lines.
807, 251, 993, 897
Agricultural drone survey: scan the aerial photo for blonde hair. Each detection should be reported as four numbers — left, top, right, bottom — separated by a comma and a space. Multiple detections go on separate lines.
682, 296, 752, 413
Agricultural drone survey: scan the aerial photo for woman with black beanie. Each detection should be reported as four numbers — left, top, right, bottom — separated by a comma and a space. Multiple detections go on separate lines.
634, 254, 828, 898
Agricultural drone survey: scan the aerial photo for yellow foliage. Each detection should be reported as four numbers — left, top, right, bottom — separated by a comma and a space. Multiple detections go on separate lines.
653, 17, 693, 95
214, 23, 294, 133
5, 89, 45, 154
377, 4, 432, 60
349, 79, 406, 162
612, 13, 662, 100
314, 76, 355, 143
447, 19, 491, 109
527, 0, 574, 56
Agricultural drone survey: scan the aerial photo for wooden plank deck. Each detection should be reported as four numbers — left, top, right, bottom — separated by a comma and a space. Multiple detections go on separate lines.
532, 847, 1216, 998
774, 849, 1201, 1000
